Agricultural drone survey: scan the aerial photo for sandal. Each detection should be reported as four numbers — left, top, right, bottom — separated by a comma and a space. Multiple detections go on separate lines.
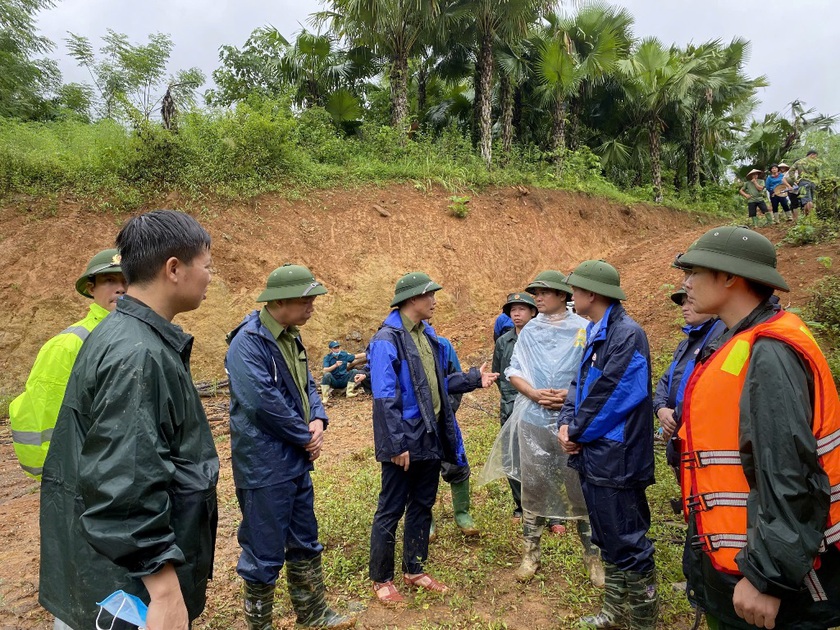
403, 573, 449, 593
373, 580, 405, 604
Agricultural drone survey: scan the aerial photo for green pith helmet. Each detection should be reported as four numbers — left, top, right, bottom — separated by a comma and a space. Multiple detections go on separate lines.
670, 289, 687, 305
390, 271, 442, 308
678, 226, 789, 292
566, 260, 627, 301
525, 270, 573, 295
256, 264, 328, 302
75, 248, 123, 298
502, 292, 537, 316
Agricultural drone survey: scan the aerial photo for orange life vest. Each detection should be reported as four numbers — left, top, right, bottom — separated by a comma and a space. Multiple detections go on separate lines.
678, 311, 840, 590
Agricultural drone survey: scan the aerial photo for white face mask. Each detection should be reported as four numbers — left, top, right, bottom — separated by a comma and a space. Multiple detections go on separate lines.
96, 590, 148, 629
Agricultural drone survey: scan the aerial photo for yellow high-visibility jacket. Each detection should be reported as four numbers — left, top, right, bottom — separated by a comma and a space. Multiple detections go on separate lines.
9, 302, 109, 479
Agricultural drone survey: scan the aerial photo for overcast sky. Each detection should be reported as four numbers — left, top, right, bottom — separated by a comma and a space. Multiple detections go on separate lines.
37, 0, 839, 121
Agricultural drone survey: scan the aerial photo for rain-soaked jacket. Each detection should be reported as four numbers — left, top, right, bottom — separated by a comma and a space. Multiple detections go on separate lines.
682, 302, 840, 629
559, 303, 654, 488
368, 309, 480, 464
479, 312, 589, 518
9, 301, 110, 479
225, 310, 328, 489
39, 296, 219, 629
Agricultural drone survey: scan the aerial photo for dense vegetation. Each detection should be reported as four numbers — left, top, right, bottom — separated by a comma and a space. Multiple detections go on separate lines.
1, 0, 838, 213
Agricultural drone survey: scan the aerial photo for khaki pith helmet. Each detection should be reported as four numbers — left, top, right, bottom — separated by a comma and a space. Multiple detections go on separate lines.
390, 272, 442, 308
566, 260, 627, 301
75, 249, 123, 298
256, 264, 328, 302
525, 270, 573, 295
503, 292, 537, 316
678, 226, 789, 292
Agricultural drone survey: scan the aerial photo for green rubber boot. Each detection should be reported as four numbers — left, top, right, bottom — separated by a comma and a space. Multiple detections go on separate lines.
243, 581, 275, 630
320, 384, 331, 403
751, 216, 759, 227
451, 479, 479, 536
576, 520, 605, 587
626, 568, 659, 630
579, 563, 628, 629
286, 556, 356, 629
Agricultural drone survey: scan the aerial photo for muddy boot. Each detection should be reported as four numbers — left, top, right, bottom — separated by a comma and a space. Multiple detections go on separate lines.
785, 210, 793, 221
515, 512, 544, 582
451, 480, 479, 536
514, 538, 541, 582
579, 563, 628, 629
345, 381, 359, 398
286, 556, 356, 629
243, 581, 275, 630
320, 385, 331, 403
626, 568, 659, 630
576, 520, 605, 588
765, 213, 775, 226
751, 216, 759, 228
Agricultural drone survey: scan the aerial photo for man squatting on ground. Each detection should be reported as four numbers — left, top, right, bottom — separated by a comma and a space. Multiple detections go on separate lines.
492, 271, 604, 586
558, 259, 659, 630
10, 248, 125, 480
40, 210, 219, 630
225, 264, 354, 629
321, 340, 366, 402
367, 272, 496, 603
678, 226, 840, 630
492, 292, 538, 521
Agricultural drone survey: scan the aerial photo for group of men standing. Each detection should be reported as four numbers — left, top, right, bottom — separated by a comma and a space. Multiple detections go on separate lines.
8, 206, 840, 630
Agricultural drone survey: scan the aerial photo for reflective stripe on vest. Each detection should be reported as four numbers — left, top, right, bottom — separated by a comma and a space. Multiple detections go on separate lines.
60, 325, 91, 342
11, 427, 54, 446
679, 311, 840, 584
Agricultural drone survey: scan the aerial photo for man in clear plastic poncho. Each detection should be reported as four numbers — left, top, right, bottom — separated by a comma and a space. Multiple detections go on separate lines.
480, 270, 604, 587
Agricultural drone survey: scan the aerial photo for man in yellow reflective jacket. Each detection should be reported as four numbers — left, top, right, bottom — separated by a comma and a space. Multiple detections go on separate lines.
9, 248, 125, 479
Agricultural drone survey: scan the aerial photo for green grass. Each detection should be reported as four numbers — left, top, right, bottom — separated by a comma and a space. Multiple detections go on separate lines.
0, 99, 740, 219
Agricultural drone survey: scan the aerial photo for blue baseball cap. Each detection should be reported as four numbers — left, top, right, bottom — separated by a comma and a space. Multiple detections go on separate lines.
328, 341, 340, 348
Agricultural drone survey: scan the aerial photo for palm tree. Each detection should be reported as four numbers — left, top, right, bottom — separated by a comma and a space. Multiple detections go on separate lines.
618, 38, 704, 202
314, 0, 443, 130
454, 0, 553, 166
679, 39, 764, 197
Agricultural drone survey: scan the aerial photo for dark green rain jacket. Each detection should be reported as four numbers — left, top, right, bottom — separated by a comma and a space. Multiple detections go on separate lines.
39, 295, 219, 629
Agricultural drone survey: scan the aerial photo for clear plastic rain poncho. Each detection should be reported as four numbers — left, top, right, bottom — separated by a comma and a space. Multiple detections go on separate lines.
478, 311, 590, 519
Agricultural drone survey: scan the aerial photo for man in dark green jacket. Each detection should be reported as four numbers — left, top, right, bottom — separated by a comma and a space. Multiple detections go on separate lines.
491, 291, 537, 520
40, 210, 218, 630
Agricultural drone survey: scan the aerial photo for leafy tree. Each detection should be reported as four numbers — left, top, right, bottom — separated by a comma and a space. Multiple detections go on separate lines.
66, 30, 204, 123
0, 0, 61, 120
315, 0, 444, 131
618, 38, 705, 202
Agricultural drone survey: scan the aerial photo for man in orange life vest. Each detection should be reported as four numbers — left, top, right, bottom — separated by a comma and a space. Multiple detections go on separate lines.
678, 225, 840, 630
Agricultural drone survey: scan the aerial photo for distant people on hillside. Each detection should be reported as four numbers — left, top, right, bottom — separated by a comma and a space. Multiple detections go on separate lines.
739, 168, 775, 226
765, 164, 794, 222
791, 149, 821, 217
321, 340, 366, 402
778, 163, 802, 220
10, 249, 125, 480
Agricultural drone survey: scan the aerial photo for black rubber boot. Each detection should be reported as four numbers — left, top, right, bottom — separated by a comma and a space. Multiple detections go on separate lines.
579, 563, 628, 629
243, 580, 275, 630
626, 568, 659, 630
286, 556, 356, 629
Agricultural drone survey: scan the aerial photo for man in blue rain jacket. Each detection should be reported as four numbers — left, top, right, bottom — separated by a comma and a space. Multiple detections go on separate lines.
367, 271, 495, 603
558, 259, 658, 630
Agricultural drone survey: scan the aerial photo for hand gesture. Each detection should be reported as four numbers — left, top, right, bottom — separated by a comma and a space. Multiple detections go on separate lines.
305, 419, 325, 461
733, 578, 780, 629
479, 362, 499, 388
657, 408, 677, 440
354, 373, 366, 384
391, 451, 410, 471
557, 424, 582, 455
538, 388, 567, 410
